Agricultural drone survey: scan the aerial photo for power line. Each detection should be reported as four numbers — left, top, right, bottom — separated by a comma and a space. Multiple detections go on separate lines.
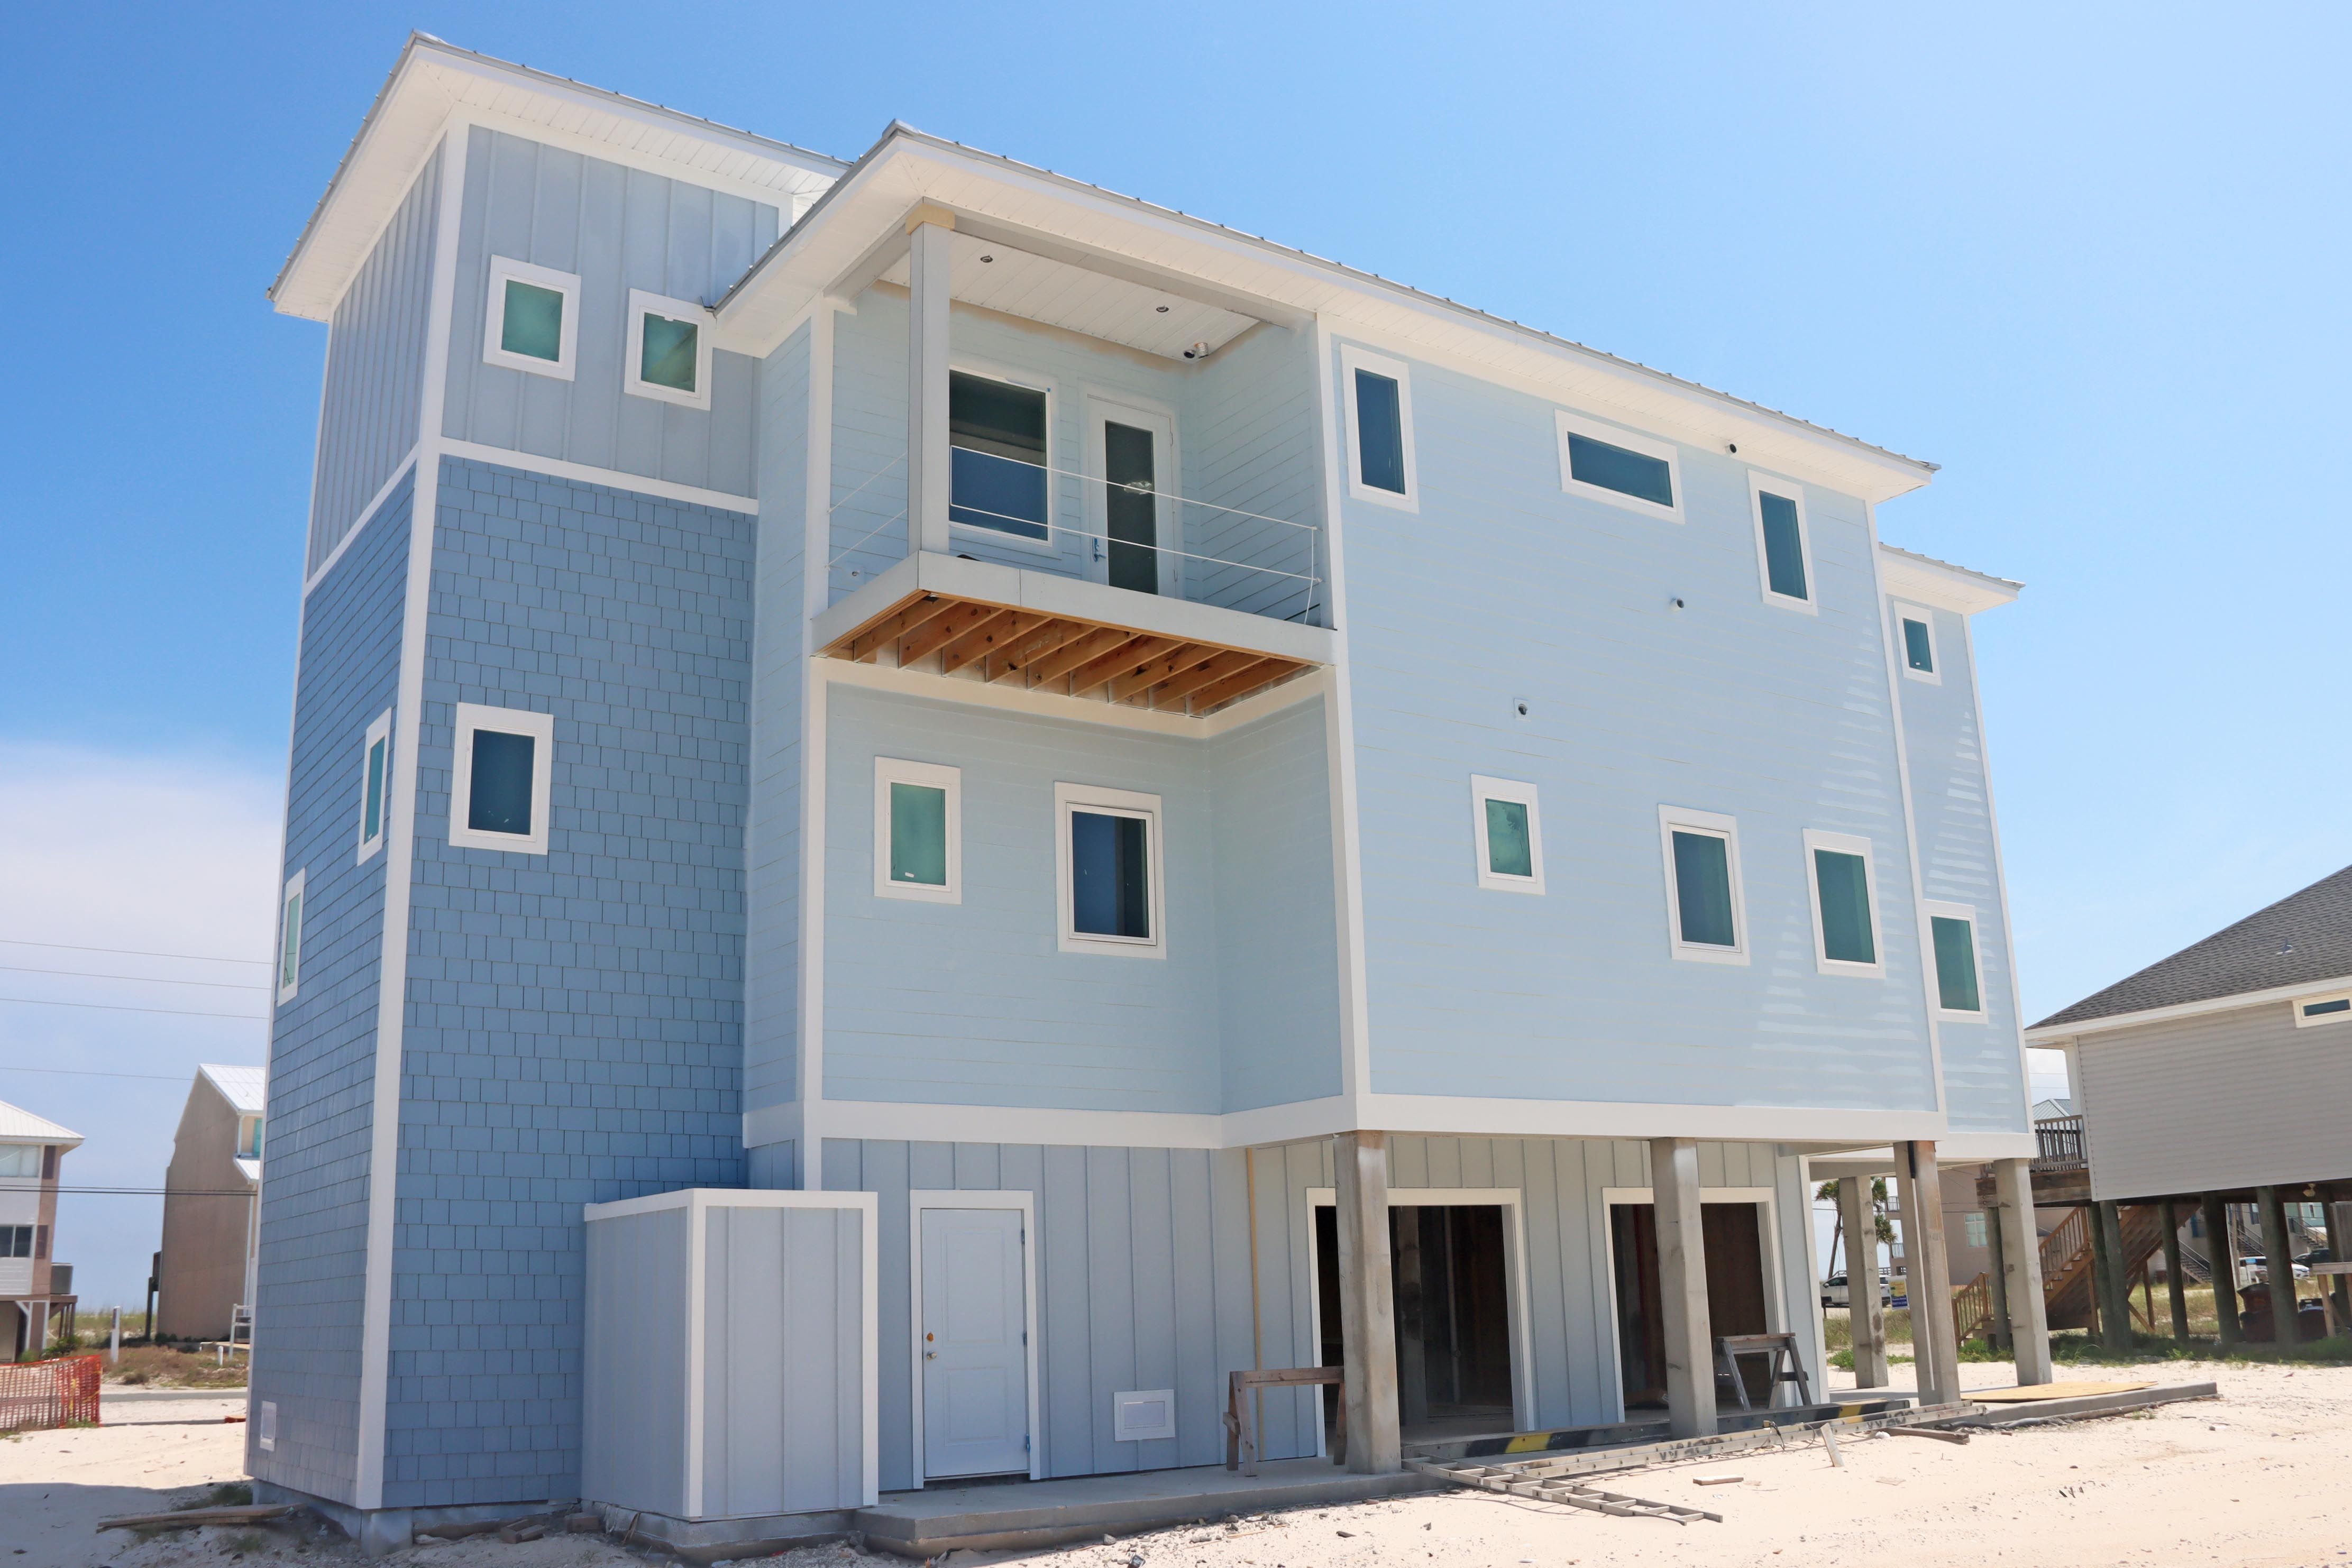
0, 995, 267, 1023
32, 1186, 255, 1197
0, 937, 268, 967
0, 964, 270, 992
0, 1065, 217, 1084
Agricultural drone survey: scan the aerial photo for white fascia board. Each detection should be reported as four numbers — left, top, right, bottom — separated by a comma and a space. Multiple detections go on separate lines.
2025, 971, 2352, 1044
585, 1186, 876, 1222
721, 131, 1938, 505
1877, 544, 2022, 616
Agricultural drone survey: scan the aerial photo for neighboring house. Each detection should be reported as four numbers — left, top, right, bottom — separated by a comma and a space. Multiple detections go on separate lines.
0, 1099, 82, 1358
158, 1063, 266, 1342
249, 35, 2046, 1540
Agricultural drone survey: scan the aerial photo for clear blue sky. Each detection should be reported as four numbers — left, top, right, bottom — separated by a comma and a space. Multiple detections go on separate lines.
3, 2, 2347, 1305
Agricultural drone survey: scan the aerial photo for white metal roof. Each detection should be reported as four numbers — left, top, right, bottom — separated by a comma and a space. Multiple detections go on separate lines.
0, 1099, 84, 1149
199, 1063, 268, 1117
1876, 543, 2021, 615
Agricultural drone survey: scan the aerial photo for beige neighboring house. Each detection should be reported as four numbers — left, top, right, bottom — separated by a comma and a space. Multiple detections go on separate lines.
1, 1098, 82, 1357
158, 1063, 265, 1342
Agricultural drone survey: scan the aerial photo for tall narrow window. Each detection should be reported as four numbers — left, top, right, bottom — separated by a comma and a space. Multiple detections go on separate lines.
1559, 410, 1681, 520
277, 870, 305, 1004
356, 708, 392, 863
1750, 475, 1813, 609
1924, 902, 1983, 1015
1341, 346, 1417, 507
626, 290, 713, 410
482, 257, 579, 380
1056, 783, 1166, 956
1469, 776, 1545, 893
1659, 807, 1745, 962
1896, 604, 1939, 682
949, 371, 1050, 540
1805, 830, 1882, 975
449, 704, 555, 855
874, 758, 961, 903
237, 1116, 266, 1159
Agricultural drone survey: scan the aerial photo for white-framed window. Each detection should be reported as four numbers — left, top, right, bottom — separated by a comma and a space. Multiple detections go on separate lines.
1894, 602, 1940, 683
624, 289, 714, 410
258, 1400, 277, 1452
276, 869, 305, 1004
1469, 775, 1545, 894
448, 703, 555, 856
1054, 782, 1165, 958
1339, 344, 1418, 510
1802, 829, 1883, 977
482, 255, 580, 380
1922, 900, 1984, 1017
949, 365, 1056, 549
236, 1115, 265, 1160
1748, 472, 1815, 612
1657, 806, 1746, 964
1964, 1212, 1989, 1248
2294, 991, 2352, 1028
1557, 409, 1681, 523
874, 757, 962, 903
355, 708, 392, 864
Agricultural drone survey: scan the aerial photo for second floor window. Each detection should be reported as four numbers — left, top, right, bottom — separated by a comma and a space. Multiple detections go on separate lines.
874, 757, 962, 904
237, 1116, 266, 1160
1056, 783, 1165, 957
1469, 775, 1545, 894
0, 1145, 36, 1179
950, 371, 1050, 541
1925, 903, 1983, 1015
0, 1225, 31, 1258
1659, 806, 1746, 962
626, 290, 713, 411
1559, 410, 1680, 521
1805, 831, 1881, 975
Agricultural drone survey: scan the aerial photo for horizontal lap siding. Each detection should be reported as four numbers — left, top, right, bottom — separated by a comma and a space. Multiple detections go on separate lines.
1896, 605, 2028, 1133
252, 481, 414, 1502
1179, 324, 1323, 622
381, 456, 754, 1507
310, 150, 438, 574
826, 295, 910, 599
1338, 342, 1934, 1112
442, 127, 776, 500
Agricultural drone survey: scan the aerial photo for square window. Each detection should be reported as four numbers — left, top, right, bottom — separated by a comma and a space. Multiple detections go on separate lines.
1558, 410, 1681, 521
1339, 345, 1418, 509
447, 703, 555, 855
276, 869, 305, 1004
2294, 992, 2352, 1028
1924, 902, 1983, 1016
1895, 603, 1940, 682
874, 758, 962, 903
950, 370, 1051, 541
1749, 474, 1814, 610
356, 708, 392, 864
1469, 775, 1545, 894
1805, 830, 1882, 976
625, 289, 713, 410
1659, 807, 1746, 963
1055, 783, 1166, 957
483, 257, 580, 380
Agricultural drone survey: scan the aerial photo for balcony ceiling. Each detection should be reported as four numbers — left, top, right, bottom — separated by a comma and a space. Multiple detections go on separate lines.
880, 229, 1258, 362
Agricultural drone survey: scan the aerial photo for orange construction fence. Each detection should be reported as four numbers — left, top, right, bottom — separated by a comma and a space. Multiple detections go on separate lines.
0, 1353, 103, 1433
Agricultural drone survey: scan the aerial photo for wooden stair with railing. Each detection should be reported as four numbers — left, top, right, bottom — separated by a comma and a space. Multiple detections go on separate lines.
1954, 1205, 2171, 1340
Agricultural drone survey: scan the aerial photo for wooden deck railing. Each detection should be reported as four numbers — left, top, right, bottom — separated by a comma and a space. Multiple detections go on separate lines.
2033, 1114, 2087, 1172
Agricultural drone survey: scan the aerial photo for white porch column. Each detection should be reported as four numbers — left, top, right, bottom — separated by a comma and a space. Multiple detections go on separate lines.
1900, 1141, 1961, 1406
1993, 1157, 2053, 1383
904, 209, 955, 559
1837, 1174, 1890, 1388
1333, 1131, 1400, 1472
1650, 1138, 1716, 1438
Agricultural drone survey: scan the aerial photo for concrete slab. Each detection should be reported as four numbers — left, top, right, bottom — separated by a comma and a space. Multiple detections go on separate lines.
1402, 1397, 1918, 1463
854, 1458, 1441, 1557
1945, 1381, 2219, 1428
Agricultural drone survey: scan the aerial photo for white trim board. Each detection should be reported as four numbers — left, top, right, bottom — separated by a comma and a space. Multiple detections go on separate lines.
438, 437, 757, 514
305, 447, 421, 594
905, 1189, 1042, 1487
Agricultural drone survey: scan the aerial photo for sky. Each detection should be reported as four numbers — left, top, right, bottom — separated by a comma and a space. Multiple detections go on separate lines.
2, 2, 2347, 1307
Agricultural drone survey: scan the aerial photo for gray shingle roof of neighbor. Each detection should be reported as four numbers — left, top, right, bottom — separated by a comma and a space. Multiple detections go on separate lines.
2031, 863, 2352, 1029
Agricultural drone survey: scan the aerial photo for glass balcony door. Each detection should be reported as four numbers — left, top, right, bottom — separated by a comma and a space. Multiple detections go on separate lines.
1085, 396, 1178, 597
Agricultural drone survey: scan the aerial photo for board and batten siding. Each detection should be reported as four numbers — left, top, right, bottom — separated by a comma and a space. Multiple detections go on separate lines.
441, 126, 779, 500
1893, 601, 2029, 1134
1332, 340, 1936, 1114
309, 146, 440, 575
2077, 1003, 2352, 1199
250, 477, 414, 1505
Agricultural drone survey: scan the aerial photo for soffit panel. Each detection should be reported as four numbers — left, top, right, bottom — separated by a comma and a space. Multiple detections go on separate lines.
878, 231, 1255, 361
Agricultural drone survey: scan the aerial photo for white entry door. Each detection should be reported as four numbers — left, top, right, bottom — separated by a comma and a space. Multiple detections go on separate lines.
920, 1206, 1030, 1479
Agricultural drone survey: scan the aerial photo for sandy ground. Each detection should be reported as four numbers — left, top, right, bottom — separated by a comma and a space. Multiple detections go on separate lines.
5, 1366, 2348, 1568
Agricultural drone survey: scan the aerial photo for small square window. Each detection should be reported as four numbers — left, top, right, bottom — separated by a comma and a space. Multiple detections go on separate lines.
1469, 775, 1545, 894
1340, 345, 1417, 509
1924, 902, 1983, 1016
447, 703, 555, 855
1749, 474, 1814, 611
1558, 410, 1681, 522
356, 708, 392, 864
949, 370, 1052, 541
1804, 830, 1883, 976
625, 289, 713, 410
483, 256, 580, 380
874, 758, 962, 903
2294, 992, 2352, 1028
276, 870, 305, 1004
1895, 603, 1940, 682
237, 1116, 265, 1160
1659, 806, 1746, 963
1055, 782, 1165, 957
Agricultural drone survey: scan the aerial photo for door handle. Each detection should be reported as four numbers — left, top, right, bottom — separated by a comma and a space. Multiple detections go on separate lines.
925, 1350, 938, 1360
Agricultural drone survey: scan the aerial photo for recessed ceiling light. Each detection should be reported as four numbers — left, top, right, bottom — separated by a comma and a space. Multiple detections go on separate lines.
979, 254, 994, 263
1156, 305, 1169, 313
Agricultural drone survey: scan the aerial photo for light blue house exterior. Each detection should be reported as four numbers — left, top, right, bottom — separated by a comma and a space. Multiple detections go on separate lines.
252, 36, 2037, 1542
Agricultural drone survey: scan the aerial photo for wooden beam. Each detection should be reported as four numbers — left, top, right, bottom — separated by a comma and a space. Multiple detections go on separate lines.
1147, 649, 1265, 710
941, 610, 1051, 676
1117, 641, 1224, 705
1187, 658, 1299, 714
843, 594, 950, 662
899, 601, 1006, 667
1333, 1131, 1401, 1473
1069, 635, 1178, 699
987, 618, 1090, 682
1026, 625, 1133, 687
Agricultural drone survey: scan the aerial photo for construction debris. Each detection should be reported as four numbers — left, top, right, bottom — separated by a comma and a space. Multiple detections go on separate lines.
96, 1503, 298, 1533
1885, 1426, 1971, 1445
1692, 1474, 1743, 1486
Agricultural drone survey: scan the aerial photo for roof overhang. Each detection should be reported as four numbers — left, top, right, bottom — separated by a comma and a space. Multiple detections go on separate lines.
1877, 544, 2020, 615
2026, 971, 2352, 1044
721, 127, 1941, 507
270, 34, 846, 322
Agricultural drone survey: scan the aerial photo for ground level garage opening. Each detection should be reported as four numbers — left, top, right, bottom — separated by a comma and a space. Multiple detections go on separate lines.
1314, 1201, 1518, 1446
